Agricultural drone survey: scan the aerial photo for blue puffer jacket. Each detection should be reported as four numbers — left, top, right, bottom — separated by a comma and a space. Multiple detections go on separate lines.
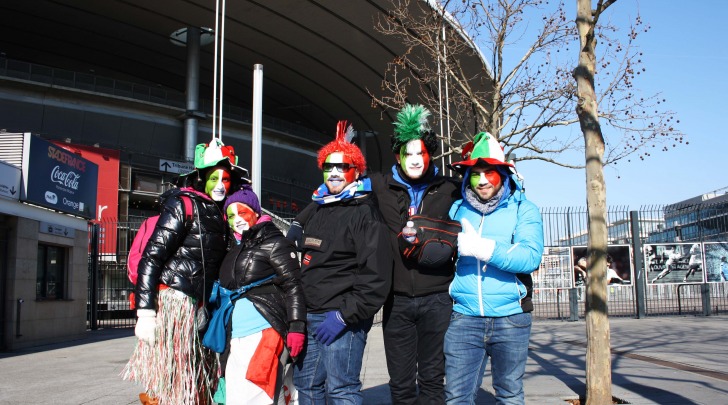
448, 172, 544, 317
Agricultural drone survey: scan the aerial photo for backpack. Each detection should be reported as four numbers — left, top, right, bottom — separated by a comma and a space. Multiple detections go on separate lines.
127, 195, 194, 285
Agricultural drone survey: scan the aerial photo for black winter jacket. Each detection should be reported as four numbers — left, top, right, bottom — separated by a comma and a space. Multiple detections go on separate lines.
136, 188, 228, 310
217, 220, 307, 338
369, 170, 461, 296
297, 194, 392, 325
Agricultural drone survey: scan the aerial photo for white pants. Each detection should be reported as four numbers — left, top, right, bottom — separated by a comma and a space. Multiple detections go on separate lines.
226, 332, 273, 405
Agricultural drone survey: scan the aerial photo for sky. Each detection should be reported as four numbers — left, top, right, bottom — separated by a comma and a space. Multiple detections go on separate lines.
511, 1, 728, 209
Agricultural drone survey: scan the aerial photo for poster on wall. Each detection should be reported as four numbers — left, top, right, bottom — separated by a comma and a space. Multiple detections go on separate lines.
572, 245, 633, 285
703, 242, 728, 283
644, 242, 702, 285
21, 134, 98, 219
534, 247, 572, 289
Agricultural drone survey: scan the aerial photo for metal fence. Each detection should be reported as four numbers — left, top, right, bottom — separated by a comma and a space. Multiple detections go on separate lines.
87, 202, 728, 328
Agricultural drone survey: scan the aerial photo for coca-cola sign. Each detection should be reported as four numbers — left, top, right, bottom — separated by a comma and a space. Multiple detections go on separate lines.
50, 166, 81, 190
20, 134, 98, 219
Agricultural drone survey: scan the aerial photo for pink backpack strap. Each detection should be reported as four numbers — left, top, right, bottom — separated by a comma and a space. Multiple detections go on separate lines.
180, 195, 194, 221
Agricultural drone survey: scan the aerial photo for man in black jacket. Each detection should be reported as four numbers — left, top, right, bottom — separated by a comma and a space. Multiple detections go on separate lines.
369, 104, 460, 405
291, 121, 392, 405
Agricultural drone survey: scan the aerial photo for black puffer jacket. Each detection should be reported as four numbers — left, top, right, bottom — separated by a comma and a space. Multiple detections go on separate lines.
369, 170, 460, 296
217, 220, 307, 337
136, 188, 228, 310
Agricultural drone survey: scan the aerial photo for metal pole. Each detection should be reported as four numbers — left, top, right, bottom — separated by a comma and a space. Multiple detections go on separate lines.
252, 64, 263, 198
630, 211, 646, 318
701, 283, 711, 316
569, 288, 579, 321
90, 223, 100, 330
184, 27, 201, 161
15, 299, 23, 337
567, 207, 580, 320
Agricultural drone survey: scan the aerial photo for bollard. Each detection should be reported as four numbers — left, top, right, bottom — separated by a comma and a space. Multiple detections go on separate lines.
568, 288, 579, 321
15, 298, 23, 337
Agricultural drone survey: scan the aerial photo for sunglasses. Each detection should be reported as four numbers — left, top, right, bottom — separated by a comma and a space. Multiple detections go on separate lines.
322, 162, 354, 172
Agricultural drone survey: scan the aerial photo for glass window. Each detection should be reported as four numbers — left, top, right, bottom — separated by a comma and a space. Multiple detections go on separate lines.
36, 244, 66, 300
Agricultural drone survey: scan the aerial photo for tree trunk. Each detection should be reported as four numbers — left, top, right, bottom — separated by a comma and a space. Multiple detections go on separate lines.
574, 1, 612, 404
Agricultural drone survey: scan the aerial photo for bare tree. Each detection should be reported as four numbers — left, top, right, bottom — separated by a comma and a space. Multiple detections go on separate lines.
371, 0, 683, 169
574, 1, 614, 404
373, 1, 683, 404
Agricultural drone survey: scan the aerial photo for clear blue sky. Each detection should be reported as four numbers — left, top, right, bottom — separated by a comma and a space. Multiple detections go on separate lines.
516, 1, 728, 209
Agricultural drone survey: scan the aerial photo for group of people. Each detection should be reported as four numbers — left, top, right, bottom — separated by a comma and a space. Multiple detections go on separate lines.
123, 104, 545, 405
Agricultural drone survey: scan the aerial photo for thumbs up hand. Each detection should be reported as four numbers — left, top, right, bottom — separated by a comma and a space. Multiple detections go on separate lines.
457, 219, 495, 263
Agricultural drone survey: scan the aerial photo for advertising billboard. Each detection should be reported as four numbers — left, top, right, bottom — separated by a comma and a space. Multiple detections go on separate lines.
52, 141, 120, 255
21, 134, 98, 219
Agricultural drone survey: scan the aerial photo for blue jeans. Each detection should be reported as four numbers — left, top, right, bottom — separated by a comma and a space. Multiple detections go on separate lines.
294, 313, 372, 405
383, 292, 452, 405
443, 312, 531, 405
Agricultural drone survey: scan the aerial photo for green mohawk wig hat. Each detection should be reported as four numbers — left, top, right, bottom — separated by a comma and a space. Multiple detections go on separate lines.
391, 104, 438, 155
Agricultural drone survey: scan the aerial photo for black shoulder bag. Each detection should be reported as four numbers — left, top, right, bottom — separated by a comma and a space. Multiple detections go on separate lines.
398, 215, 462, 268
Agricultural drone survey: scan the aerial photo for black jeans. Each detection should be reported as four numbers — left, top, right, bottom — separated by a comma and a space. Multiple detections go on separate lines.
383, 291, 452, 405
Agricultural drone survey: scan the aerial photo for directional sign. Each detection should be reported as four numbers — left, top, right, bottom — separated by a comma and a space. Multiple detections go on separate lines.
159, 159, 194, 174
0, 160, 21, 201
39, 221, 76, 238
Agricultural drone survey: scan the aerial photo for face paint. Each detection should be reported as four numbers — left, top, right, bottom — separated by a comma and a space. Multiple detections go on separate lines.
397, 140, 430, 180
226, 202, 258, 234
205, 167, 232, 201
323, 152, 358, 194
469, 165, 502, 201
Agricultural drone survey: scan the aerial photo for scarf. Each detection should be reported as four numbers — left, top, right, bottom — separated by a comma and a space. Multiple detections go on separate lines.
392, 164, 439, 213
465, 186, 505, 215
311, 178, 372, 205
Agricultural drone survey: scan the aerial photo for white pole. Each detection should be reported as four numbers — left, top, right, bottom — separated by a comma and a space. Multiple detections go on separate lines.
217, 0, 227, 140
443, 25, 452, 166
211, 0, 221, 139
437, 28, 445, 171
252, 64, 263, 198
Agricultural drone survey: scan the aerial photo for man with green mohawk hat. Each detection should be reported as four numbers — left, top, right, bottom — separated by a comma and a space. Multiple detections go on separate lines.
369, 104, 461, 404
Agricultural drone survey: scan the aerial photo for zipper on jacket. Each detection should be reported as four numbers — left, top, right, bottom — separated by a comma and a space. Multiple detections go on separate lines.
477, 212, 485, 317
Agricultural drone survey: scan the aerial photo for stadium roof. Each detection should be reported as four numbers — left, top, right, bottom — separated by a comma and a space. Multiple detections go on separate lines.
0, 0, 490, 157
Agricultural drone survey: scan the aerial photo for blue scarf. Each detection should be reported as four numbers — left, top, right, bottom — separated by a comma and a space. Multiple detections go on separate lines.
311, 178, 372, 205
392, 164, 439, 214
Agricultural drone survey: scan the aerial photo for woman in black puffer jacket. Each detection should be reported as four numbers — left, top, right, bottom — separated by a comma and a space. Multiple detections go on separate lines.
123, 140, 249, 405
216, 186, 306, 405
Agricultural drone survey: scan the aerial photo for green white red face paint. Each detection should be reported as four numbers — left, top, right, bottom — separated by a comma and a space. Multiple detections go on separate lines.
469, 165, 502, 201
323, 152, 357, 194
205, 167, 232, 201
226, 202, 257, 234
397, 140, 430, 180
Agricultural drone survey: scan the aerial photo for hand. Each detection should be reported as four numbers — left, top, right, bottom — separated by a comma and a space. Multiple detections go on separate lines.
314, 311, 346, 346
457, 219, 495, 263
286, 221, 304, 251
135, 309, 157, 344
286, 332, 305, 357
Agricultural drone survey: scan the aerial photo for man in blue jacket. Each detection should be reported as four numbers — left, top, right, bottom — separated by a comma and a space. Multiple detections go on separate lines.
445, 132, 544, 405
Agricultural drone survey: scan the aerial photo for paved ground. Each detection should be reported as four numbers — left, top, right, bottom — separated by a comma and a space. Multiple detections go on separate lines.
1, 316, 726, 404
